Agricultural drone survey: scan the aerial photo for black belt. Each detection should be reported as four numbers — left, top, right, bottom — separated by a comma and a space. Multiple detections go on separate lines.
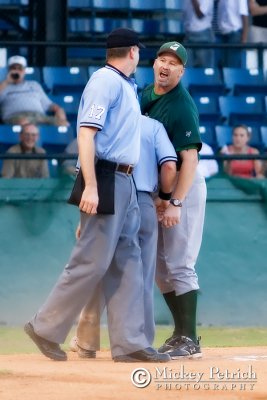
97, 159, 134, 176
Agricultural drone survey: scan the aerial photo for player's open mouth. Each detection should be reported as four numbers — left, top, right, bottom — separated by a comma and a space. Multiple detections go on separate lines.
160, 71, 168, 78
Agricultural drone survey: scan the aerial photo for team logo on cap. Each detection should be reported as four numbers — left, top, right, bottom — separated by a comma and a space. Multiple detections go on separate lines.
170, 43, 180, 51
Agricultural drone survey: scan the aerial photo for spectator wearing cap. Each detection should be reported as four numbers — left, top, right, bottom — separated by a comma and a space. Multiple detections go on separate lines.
1, 122, 49, 178
0, 55, 69, 126
182, 0, 215, 67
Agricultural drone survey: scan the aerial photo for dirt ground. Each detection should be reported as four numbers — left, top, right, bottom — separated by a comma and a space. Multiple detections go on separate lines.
0, 347, 267, 400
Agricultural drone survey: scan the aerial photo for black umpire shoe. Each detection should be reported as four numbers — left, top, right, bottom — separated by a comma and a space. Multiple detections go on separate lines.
24, 322, 67, 361
113, 347, 171, 362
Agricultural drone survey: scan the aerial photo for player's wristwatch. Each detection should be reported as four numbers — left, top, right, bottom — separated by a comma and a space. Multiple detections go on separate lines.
170, 198, 182, 207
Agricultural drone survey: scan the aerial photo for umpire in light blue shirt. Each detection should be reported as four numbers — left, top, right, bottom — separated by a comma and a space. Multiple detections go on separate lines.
72, 115, 178, 355
24, 28, 171, 363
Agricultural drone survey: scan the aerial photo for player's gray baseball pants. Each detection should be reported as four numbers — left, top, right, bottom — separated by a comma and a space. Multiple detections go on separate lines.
31, 172, 150, 357
156, 169, 207, 295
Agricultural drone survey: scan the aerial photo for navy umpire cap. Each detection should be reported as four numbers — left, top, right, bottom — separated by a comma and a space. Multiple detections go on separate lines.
106, 28, 145, 49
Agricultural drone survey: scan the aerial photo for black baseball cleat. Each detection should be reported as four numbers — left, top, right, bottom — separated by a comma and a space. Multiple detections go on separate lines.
24, 322, 67, 361
167, 336, 202, 359
158, 334, 182, 353
113, 347, 171, 363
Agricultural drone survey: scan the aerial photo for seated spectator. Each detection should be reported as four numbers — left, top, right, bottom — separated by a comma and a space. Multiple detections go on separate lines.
1, 123, 49, 178
182, 0, 215, 67
0, 55, 69, 126
220, 124, 264, 179
198, 141, 219, 178
61, 138, 78, 176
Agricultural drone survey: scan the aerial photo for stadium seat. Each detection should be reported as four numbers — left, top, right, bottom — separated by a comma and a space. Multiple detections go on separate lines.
134, 67, 154, 90
0, 125, 21, 153
129, 0, 164, 10
183, 68, 225, 96
223, 68, 267, 96
24, 66, 42, 83
48, 158, 62, 178
199, 125, 217, 151
68, 0, 91, 7
39, 125, 75, 153
49, 94, 81, 125
164, 0, 182, 10
91, 17, 130, 33
248, 126, 263, 150
130, 18, 160, 35
218, 95, 266, 127
215, 125, 232, 149
159, 19, 183, 35
260, 126, 267, 150
69, 18, 91, 34
69, 17, 131, 35
193, 96, 221, 126
92, 0, 129, 9
0, 0, 28, 4
43, 67, 88, 95
0, 67, 7, 81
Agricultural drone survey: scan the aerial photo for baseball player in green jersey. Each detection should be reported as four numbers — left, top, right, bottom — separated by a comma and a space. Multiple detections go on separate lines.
141, 41, 207, 359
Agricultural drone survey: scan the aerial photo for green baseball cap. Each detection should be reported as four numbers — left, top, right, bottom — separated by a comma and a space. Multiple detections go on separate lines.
157, 41, 188, 66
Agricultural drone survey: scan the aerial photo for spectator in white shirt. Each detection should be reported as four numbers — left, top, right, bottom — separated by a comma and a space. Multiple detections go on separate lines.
216, 0, 249, 67
183, 0, 215, 67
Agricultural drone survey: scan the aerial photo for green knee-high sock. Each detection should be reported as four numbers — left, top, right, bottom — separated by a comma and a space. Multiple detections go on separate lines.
163, 291, 183, 336
177, 290, 198, 343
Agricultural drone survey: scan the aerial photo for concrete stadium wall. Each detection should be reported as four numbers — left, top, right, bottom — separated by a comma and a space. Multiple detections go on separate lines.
0, 177, 266, 326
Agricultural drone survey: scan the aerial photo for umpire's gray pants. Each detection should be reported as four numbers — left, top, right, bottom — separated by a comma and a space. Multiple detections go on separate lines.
31, 172, 149, 357
77, 191, 158, 350
137, 191, 158, 344
156, 169, 207, 295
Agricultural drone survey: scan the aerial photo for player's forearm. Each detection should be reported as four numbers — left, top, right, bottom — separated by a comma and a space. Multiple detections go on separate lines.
172, 151, 198, 201
78, 126, 97, 188
159, 161, 177, 193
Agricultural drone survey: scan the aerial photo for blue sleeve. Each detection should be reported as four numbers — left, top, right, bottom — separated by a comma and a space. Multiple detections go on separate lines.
79, 70, 120, 131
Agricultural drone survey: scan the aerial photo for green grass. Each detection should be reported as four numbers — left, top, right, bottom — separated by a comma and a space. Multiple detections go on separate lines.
0, 326, 266, 355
